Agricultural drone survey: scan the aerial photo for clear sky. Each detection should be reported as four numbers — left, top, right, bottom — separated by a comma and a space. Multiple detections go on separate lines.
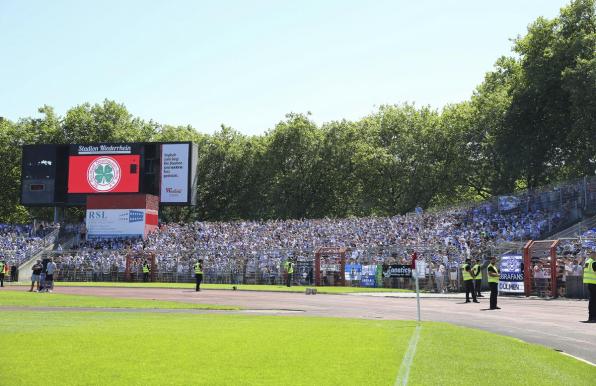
0, 0, 568, 135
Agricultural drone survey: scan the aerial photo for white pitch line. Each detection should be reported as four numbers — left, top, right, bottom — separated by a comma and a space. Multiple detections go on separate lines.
395, 325, 422, 386
558, 351, 596, 367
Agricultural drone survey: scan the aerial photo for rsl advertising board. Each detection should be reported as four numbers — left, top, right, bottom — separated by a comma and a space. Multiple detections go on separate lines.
498, 254, 524, 293
86, 209, 151, 239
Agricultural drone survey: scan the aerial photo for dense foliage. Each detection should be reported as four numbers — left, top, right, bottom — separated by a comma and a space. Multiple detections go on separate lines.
0, 0, 594, 223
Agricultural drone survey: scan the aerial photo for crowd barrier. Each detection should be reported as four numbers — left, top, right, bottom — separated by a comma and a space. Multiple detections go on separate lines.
44, 261, 593, 298
28, 231, 593, 300
52, 266, 591, 299
50, 263, 497, 294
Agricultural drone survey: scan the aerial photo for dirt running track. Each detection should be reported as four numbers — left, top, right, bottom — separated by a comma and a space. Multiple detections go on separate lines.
5, 286, 596, 364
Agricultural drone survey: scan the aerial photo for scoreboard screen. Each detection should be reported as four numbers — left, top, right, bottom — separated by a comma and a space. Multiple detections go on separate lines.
21, 142, 197, 206
67, 155, 140, 193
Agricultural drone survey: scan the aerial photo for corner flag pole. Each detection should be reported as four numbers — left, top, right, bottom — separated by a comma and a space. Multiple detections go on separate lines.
411, 251, 421, 324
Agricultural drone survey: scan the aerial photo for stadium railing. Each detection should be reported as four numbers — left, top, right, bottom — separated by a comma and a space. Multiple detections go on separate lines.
43, 241, 528, 293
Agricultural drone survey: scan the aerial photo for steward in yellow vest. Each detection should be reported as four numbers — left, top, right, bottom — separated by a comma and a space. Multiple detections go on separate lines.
472, 259, 483, 298
0, 260, 5, 287
461, 259, 477, 303
581, 252, 596, 323
285, 260, 295, 288
194, 259, 204, 292
142, 260, 151, 282
487, 256, 500, 310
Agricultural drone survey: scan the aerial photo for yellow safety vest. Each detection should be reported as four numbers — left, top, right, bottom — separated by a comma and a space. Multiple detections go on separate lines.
461, 263, 472, 281
487, 264, 499, 284
472, 264, 481, 280
583, 258, 596, 285
287, 262, 294, 274
194, 263, 203, 275
0, 262, 4, 274
142, 264, 150, 273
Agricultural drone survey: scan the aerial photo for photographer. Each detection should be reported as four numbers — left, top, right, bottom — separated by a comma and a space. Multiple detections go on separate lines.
30, 259, 43, 292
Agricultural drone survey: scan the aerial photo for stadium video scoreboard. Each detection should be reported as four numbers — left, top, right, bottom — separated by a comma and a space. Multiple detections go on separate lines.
21, 142, 198, 206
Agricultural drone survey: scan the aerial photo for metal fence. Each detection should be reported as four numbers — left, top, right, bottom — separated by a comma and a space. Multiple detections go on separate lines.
39, 241, 526, 293
554, 237, 594, 299
30, 231, 594, 298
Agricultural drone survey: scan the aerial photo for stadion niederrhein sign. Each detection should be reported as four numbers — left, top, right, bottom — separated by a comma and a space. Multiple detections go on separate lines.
77, 144, 133, 154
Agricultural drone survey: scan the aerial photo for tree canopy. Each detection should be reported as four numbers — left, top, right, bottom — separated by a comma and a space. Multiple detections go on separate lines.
1, 0, 594, 223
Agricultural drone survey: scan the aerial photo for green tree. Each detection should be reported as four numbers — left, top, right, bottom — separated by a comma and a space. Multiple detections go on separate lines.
0, 118, 31, 222
317, 120, 365, 217
504, 0, 595, 187
62, 99, 157, 144
263, 113, 323, 219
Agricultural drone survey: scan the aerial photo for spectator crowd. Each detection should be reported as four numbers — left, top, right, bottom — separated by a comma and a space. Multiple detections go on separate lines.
3, 177, 593, 294
0, 224, 54, 267
47, 203, 565, 281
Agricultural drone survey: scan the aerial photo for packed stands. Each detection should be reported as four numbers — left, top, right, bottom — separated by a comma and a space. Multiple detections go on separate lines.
50, 205, 560, 282
27, 178, 596, 293
0, 223, 57, 267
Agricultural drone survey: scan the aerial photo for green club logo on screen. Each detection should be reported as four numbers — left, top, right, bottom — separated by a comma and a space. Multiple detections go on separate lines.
87, 157, 121, 192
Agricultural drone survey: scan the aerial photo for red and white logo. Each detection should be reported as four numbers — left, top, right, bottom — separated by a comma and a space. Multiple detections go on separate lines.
86, 157, 121, 192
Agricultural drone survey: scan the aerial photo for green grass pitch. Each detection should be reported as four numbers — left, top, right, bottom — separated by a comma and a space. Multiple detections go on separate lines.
0, 291, 237, 310
0, 309, 592, 385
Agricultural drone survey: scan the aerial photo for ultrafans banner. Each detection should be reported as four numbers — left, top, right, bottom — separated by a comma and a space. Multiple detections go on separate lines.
498, 254, 524, 293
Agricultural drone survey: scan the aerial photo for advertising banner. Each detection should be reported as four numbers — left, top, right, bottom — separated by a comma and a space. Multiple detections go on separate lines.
345, 264, 362, 281
499, 196, 520, 211
160, 143, 189, 203
296, 260, 314, 279
414, 260, 427, 278
498, 254, 525, 293
86, 209, 146, 239
68, 155, 140, 193
320, 263, 340, 272
361, 265, 377, 287
383, 264, 412, 278
375, 264, 383, 286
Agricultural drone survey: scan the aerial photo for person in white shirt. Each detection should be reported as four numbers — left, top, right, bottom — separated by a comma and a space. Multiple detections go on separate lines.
434, 263, 446, 293
45, 258, 57, 292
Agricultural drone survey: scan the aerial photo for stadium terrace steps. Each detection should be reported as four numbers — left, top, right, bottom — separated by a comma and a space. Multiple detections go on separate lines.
17, 245, 54, 283
54, 232, 77, 251
16, 228, 60, 282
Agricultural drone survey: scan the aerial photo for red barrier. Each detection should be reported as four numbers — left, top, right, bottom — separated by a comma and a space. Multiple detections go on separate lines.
314, 246, 347, 286
523, 239, 559, 298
